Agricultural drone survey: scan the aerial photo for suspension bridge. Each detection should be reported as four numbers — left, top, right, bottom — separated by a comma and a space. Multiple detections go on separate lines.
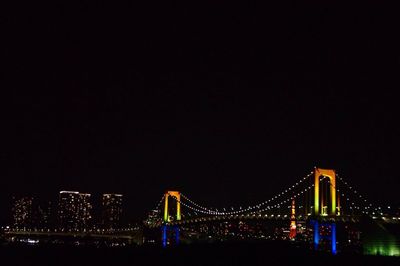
145, 167, 399, 255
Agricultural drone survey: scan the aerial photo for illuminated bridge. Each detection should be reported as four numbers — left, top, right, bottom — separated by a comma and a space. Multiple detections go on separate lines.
145, 167, 400, 255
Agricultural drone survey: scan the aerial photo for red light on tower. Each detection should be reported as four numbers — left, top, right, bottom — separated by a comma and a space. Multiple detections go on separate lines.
289, 198, 296, 240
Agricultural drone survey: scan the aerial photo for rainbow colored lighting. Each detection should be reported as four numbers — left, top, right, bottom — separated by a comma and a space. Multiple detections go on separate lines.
314, 168, 336, 216
163, 191, 181, 222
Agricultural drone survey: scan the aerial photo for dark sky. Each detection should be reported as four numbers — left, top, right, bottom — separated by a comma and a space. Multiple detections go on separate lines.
1, 2, 399, 223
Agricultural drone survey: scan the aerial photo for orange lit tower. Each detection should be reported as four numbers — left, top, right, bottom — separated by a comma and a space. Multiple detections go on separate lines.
314, 168, 337, 216
162, 191, 181, 247
163, 191, 181, 222
312, 168, 338, 255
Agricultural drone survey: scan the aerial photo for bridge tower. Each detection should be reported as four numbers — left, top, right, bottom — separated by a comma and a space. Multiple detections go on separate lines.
163, 191, 181, 222
314, 168, 337, 216
162, 191, 181, 247
312, 168, 338, 254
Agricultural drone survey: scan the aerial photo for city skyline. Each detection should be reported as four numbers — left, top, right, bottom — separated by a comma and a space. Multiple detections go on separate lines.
9, 191, 126, 230
5, 174, 400, 227
2, 158, 399, 224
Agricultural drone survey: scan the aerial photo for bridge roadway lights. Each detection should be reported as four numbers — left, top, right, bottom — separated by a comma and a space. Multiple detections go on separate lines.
161, 225, 180, 248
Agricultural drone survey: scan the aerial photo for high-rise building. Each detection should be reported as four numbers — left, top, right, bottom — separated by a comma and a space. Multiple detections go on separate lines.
12, 196, 34, 229
77, 193, 92, 231
145, 209, 162, 227
36, 201, 53, 230
58, 191, 92, 231
58, 191, 79, 231
102, 194, 123, 229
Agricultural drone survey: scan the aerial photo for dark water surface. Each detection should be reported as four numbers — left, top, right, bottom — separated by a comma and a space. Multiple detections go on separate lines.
1, 242, 399, 266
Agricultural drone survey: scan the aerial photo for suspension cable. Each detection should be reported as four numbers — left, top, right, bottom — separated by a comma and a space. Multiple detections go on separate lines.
173, 182, 315, 217
336, 173, 380, 214
327, 176, 372, 215
160, 171, 380, 219
180, 171, 315, 215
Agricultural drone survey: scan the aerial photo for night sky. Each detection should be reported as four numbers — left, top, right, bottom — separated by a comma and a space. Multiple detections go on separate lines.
1, 2, 399, 223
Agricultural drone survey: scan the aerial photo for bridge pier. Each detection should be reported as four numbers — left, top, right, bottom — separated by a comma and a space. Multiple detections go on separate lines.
311, 220, 337, 255
161, 225, 180, 247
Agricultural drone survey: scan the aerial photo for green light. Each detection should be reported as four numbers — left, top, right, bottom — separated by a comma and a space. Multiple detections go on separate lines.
164, 193, 169, 222
363, 221, 400, 257
364, 244, 400, 257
